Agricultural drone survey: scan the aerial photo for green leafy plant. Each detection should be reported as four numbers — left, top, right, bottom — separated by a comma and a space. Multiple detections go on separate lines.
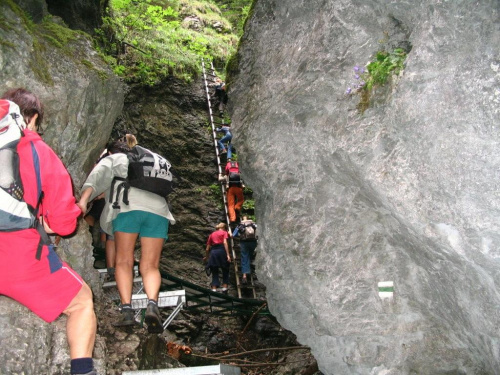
364, 48, 406, 90
345, 48, 407, 113
95, 0, 240, 85
242, 199, 254, 211
213, 0, 253, 37
209, 183, 223, 208
346, 48, 407, 94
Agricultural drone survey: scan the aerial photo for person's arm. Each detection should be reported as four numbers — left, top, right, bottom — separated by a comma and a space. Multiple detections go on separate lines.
77, 186, 96, 216
203, 244, 211, 262
203, 234, 212, 262
224, 239, 231, 262
232, 227, 239, 237
81, 154, 128, 202
38, 141, 81, 236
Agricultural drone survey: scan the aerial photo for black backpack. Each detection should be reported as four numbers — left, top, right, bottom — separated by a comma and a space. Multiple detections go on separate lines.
111, 145, 173, 208
227, 161, 241, 187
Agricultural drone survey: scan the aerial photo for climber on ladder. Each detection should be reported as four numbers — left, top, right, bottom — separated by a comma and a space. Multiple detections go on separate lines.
223, 159, 244, 225
202, 59, 258, 298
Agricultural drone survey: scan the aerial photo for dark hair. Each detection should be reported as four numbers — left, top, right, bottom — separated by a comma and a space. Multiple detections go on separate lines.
1, 88, 44, 131
107, 140, 130, 154
97, 140, 130, 163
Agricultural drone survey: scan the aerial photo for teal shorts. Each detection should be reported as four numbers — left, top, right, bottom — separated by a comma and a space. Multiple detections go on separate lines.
113, 210, 169, 239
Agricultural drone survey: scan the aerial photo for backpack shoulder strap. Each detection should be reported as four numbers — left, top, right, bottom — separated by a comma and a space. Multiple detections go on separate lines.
29, 141, 51, 261
30, 141, 44, 218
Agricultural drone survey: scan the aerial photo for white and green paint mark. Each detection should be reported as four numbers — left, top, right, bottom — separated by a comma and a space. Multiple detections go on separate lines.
378, 281, 394, 299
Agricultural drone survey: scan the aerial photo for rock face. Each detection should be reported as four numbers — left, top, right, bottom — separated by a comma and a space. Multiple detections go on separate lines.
0, 1, 123, 374
229, 1, 500, 374
111, 80, 226, 288
45, 0, 106, 34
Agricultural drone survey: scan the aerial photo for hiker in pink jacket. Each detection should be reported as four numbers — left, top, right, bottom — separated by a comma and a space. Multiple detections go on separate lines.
0, 88, 97, 375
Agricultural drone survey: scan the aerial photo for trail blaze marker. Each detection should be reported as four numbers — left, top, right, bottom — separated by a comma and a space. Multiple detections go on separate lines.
378, 281, 394, 299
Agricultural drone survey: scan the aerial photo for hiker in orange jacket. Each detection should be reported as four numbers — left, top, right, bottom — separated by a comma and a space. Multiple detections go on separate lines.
224, 160, 244, 224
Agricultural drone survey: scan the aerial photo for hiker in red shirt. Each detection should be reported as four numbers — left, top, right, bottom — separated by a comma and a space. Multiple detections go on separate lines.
0, 88, 97, 375
203, 222, 231, 294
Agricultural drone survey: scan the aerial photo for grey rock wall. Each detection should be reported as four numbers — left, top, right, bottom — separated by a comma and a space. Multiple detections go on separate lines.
0, 1, 124, 374
229, 0, 500, 374
112, 80, 226, 289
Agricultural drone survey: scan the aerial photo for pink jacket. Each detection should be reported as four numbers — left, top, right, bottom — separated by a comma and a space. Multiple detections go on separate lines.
0, 130, 80, 254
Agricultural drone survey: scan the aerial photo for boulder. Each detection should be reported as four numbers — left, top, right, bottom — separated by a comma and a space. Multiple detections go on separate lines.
229, 0, 500, 373
0, 1, 123, 373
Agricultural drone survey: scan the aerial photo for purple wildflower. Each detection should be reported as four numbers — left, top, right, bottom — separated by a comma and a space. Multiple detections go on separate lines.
354, 74, 360, 79
354, 66, 360, 72
346, 87, 352, 94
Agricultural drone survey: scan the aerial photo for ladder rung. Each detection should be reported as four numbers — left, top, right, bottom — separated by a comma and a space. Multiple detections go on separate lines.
131, 290, 186, 309
98, 265, 139, 278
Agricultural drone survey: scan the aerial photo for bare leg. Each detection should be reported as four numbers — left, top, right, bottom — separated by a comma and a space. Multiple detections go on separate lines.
63, 283, 96, 359
139, 237, 165, 301
105, 238, 116, 268
114, 231, 139, 304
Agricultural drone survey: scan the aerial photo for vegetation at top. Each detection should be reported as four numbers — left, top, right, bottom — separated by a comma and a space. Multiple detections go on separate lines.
212, 0, 252, 37
95, 0, 253, 85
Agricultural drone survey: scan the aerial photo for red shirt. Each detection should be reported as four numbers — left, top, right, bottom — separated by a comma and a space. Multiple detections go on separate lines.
225, 161, 239, 176
206, 229, 228, 246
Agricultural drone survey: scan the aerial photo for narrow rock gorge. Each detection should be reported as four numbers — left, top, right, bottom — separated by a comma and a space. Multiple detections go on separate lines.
0, 1, 317, 374
2, 0, 500, 374
229, 0, 500, 374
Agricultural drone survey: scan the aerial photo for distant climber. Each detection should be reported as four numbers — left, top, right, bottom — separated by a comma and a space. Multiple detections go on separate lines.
0, 88, 98, 375
215, 124, 232, 158
210, 77, 228, 117
224, 159, 244, 224
204, 222, 232, 294
232, 216, 258, 285
78, 134, 175, 334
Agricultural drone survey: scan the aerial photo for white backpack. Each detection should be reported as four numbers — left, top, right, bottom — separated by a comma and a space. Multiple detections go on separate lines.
0, 99, 38, 231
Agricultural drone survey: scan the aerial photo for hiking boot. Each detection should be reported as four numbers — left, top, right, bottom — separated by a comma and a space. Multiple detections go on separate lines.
113, 307, 135, 327
145, 302, 164, 334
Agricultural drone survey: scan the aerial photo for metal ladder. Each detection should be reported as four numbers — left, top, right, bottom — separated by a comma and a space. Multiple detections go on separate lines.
201, 59, 256, 299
